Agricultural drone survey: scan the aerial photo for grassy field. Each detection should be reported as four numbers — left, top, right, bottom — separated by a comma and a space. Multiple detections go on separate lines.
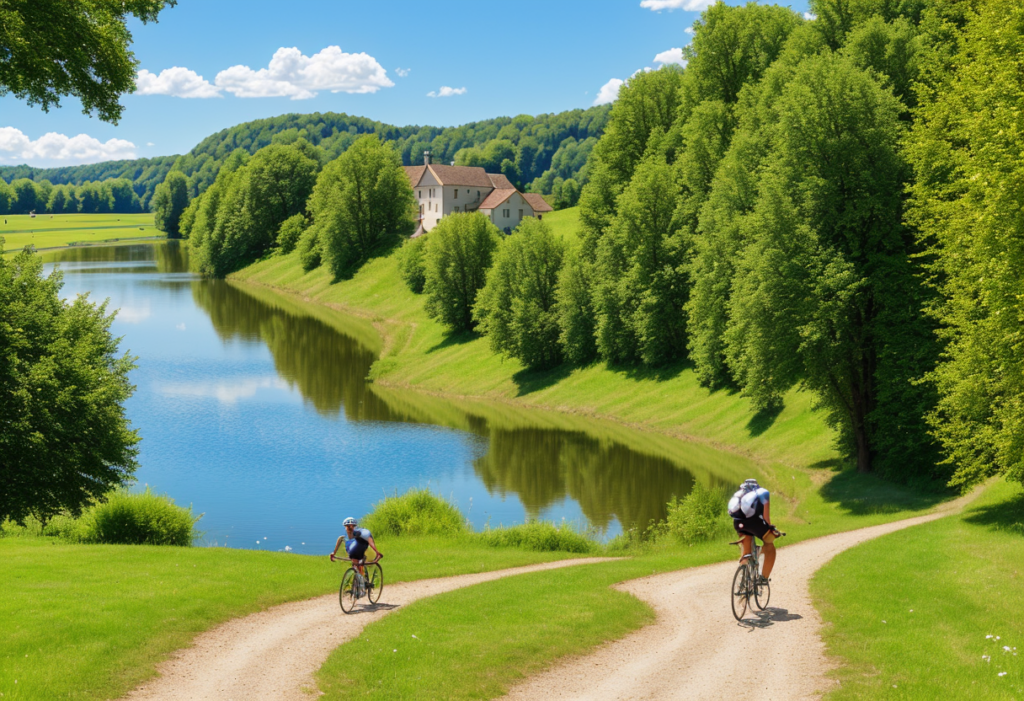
543, 206, 580, 241
0, 213, 159, 252
232, 207, 839, 472
316, 468, 952, 700
811, 478, 1024, 700
0, 534, 585, 701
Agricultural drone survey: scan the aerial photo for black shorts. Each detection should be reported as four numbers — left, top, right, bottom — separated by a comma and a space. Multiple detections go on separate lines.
733, 517, 772, 539
346, 540, 369, 560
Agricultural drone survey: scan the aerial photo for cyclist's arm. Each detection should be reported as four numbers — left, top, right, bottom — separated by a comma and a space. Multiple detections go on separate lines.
330, 535, 344, 559
763, 501, 771, 527
367, 536, 382, 559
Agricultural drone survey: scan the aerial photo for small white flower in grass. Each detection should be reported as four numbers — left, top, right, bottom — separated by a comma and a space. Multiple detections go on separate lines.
999, 672, 1007, 677
1005, 646, 1012, 652
882, 620, 887, 624
983, 655, 991, 662
997, 636, 1002, 640
988, 635, 995, 639
393, 649, 397, 653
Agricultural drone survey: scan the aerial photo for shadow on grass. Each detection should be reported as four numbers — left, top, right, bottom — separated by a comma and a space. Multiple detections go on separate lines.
330, 237, 406, 283
426, 330, 479, 354
818, 467, 952, 516
963, 485, 1024, 536
746, 403, 783, 438
512, 363, 575, 397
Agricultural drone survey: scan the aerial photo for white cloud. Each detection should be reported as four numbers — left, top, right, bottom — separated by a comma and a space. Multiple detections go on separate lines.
654, 48, 687, 67
0, 127, 136, 165
427, 86, 467, 98
803, 12, 817, 20
135, 67, 221, 98
395, 67, 411, 77
685, 26, 695, 34
176, 322, 186, 331
640, 0, 714, 11
593, 78, 624, 106
115, 304, 151, 324
160, 377, 289, 404
146, 142, 156, 146
215, 46, 394, 99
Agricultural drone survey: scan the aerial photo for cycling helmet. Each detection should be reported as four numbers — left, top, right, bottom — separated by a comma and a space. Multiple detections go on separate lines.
343, 517, 357, 527
741, 479, 760, 491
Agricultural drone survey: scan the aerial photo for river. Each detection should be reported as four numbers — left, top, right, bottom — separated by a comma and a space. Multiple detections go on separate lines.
43, 242, 748, 554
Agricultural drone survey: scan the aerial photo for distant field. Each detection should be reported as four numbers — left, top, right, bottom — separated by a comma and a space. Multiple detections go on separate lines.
0, 213, 159, 253
543, 206, 580, 241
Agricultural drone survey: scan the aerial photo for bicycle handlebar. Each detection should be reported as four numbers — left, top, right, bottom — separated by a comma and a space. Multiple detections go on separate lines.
331, 554, 382, 565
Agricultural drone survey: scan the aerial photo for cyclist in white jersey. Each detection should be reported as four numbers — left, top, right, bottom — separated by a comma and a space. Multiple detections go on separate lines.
330, 517, 382, 579
728, 479, 779, 582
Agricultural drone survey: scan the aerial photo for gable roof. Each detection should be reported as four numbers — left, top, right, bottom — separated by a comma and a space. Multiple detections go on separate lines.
487, 173, 515, 189
478, 189, 517, 210
426, 164, 496, 188
403, 165, 427, 187
522, 193, 553, 213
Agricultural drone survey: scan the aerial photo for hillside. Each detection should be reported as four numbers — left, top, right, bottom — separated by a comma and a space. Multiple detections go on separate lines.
1, 107, 609, 210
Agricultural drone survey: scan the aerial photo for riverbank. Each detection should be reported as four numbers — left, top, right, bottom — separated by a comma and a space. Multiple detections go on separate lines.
230, 208, 840, 473
1, 213, 159, 253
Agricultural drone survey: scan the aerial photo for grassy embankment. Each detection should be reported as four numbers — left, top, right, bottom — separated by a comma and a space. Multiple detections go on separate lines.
0, 533, 588, 701
811, 478, 1024, 700
0, 213, 159, 253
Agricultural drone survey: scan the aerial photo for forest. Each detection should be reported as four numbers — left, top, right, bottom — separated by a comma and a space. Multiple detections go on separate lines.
0, 177, 146, 215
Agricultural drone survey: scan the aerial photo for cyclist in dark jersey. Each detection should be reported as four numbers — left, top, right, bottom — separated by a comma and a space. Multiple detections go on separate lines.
330, 517, 382, 579
728, 479, 779, 583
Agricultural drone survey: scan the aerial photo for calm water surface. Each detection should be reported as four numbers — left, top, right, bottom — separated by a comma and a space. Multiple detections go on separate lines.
45, 243, 740, 553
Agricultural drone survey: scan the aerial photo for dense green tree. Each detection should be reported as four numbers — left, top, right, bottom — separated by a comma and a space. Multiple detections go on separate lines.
0, 0, 175, 124
296, 226, 323, 271
309, 135, 415, 279
423, 213, 501, 332
276, 213, 306, 254
0, 243, 139, 523
474, 219, 567, 370
908, 0, 1024, 488
398, 237, 427, 293
0, 179, 11, 214
556, 246, 599, 366
594, 155, 688, 367
152, 171, 189, 237
11, 178, 38, 213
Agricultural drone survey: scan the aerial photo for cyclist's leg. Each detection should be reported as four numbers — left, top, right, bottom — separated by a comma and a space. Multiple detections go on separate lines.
760, 529, 777, 578
738, 534, 752, 562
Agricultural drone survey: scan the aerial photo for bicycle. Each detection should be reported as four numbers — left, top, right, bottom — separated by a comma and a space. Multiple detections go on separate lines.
729, 530, 784, 621
333, 556, 383, 613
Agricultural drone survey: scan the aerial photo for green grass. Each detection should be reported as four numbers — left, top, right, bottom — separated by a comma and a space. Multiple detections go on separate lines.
542, 206, 580, 241
316, 466, 952, 700
1, 213, 159, 252
811, 478, 1024, 700
231, 206, 839, 472
0, 535, 584, 700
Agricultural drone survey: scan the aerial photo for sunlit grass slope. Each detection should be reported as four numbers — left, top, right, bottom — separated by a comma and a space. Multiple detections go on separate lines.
812, 479, 1024, 700
1, 213, 158, 252
232, 207, 840, 470
0, 535, 583, 701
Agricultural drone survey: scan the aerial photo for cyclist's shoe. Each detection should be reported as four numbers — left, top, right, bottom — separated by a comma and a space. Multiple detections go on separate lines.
757, 575, 770, 585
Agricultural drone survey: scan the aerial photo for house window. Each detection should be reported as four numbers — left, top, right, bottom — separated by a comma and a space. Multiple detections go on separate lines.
518, 209, 523, 219
418, 190, 422, 198
454, 206, 460, 212
476, 190, 480, 199
454, 189, 459, 199
503, 208, 510, 218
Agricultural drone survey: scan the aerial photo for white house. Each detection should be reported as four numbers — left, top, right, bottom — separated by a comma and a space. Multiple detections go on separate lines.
404, 151, 552, 236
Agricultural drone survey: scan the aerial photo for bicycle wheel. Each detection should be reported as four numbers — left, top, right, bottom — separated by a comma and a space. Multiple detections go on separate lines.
754, 575, 771, 610
339, 568, 358, 613
731, 564, 749, 620
366, 563, 383, 604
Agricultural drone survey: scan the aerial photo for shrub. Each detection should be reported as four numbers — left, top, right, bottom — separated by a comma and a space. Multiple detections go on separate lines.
423, 212, 502, 332
297, 225, 323, 271
362, 489, 467, 537
398, 237, 427, 293
665, 482, 730, 544
276, 213, 307, 254
478, 521, 596, 553
76, 488, 201, 546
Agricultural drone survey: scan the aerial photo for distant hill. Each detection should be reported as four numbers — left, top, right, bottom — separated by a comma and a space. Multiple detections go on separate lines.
0, 107, 610, 211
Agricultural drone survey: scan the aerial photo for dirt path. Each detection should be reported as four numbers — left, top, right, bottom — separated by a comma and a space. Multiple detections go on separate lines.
503, 505, 968, 701
124, 557, 615, 701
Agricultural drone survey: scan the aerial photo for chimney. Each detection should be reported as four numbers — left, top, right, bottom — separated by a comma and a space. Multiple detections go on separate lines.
423, 151, 431, 165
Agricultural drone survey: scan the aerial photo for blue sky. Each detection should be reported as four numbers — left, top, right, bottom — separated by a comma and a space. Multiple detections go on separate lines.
0, 0, 809, 168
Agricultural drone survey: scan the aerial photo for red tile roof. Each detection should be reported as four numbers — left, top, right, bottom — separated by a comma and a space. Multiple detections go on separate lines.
403, 165, 427, 186
426, 164, 495, 187
478, 189, 517, 210
522, 193, 553, 213
487, 173, 515, 189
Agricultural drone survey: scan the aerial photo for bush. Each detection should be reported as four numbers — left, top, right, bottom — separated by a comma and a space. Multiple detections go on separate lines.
297, 225, 323, 271
398, 237, 427, 293
665, 482, 730, 544
477, 521, 596, 553
276, 213, 307, 254
423, 212, 502, 332
76, 488, 201, 546
362, 489, 468, 537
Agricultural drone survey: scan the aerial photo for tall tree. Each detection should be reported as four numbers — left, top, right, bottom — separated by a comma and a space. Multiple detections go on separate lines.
308, 135, 415, 279
152, 171, 190, 237
0, 243, 139, 523
0, 0, 175, 123
474, 219, 567, 370
423, 212, 501, 333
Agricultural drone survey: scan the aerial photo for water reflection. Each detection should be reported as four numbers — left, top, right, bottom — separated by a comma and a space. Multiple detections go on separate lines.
43, 242, 751, 542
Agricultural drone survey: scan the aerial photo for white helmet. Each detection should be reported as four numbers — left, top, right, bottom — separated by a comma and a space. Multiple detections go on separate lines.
343, 517, 357, 527
741, 479, 760, 491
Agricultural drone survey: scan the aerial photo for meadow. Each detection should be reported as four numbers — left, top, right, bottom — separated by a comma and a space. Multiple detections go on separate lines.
0, 213, 158, 253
